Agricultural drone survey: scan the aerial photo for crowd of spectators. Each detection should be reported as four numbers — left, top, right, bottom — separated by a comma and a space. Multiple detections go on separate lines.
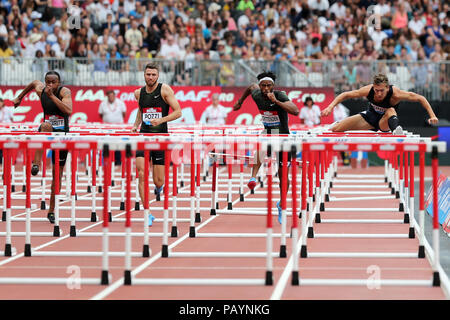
0, 0, 449, 94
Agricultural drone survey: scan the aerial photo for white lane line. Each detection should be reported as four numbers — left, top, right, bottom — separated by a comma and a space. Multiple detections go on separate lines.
270, 236, 301, 300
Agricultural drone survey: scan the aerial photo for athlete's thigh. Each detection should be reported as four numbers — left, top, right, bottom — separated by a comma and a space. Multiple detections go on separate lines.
152, 164, 165, 183
331, 114, 375, 132
378, 108, 398, 132
135, 156, 145, 173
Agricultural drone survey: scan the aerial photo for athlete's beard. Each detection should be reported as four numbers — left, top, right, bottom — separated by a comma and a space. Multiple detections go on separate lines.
146, 79, 158, 88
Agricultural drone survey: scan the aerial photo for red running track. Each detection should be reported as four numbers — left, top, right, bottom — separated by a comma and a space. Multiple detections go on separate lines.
0, 164, 448, 300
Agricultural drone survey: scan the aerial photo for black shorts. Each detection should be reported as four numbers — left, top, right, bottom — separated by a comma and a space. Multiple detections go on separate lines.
135, 150, 165, 165
39, 124, 69, 166
359, 109, 390, 132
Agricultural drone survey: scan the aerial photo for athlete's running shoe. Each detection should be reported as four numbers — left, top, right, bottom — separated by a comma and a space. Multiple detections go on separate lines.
154, 185, 164, 195
392, 126, 404, 135
277, 201, 282, 224
247, 177, 257, 190
47, 212, 55, 224
31, 164, 39, 176
148, 213, 155, 226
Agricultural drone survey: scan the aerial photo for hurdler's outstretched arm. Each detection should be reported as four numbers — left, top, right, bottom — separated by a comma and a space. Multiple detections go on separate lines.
233, 83, 258, 111
320, 85, 372, 117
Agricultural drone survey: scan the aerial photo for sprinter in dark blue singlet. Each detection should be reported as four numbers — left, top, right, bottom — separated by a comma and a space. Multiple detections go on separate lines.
233, 71, 299, 224
131, 63, 182, 225
321, 73, 439, 133
14, 71, 73, 223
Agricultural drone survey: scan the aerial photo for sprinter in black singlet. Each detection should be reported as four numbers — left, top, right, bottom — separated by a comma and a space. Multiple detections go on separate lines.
233, 71, 299, 224
131, 63, 182, 225
321, 73, 439, 133
13, 71, 73, 223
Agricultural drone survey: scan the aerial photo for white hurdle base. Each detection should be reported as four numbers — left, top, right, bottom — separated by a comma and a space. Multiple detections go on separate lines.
0, 232, 60, 237
306, 252, 419, 258
76, 232, 165, 237
313, 233, 409, 239
297, 279, 433, 286
321, 219, 404, 224
11, 217, 93, 222
336, 174, 385, 178
196, 232, 291, 238
332, 185, 389, 189
0, 247, 17, 255
0, 277, 102, 285
329, 196, 396, 201
324, 208, 399, 212
31, 251, 144, 257
132, 278, 267, 286
169, 252, 279, 258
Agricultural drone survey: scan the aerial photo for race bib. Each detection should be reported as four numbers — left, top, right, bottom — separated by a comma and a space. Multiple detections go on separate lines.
260, 110, 280, 127
44, 114, 65, 130
143, 107, 162, 126
370, 103, 386, 115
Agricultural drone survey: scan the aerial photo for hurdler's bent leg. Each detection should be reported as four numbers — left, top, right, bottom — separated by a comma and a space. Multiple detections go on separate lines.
247, 151, 261, 190
331, 114, 375, 132
379, 108, 403, 134
32, 122, 53, 175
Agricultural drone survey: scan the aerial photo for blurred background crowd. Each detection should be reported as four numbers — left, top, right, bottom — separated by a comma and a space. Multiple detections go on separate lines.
0, 0, 449, 97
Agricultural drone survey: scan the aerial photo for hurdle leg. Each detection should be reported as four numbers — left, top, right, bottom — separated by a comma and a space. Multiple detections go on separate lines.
143, 150, 150, 256
171, 163, 178, 237
65, 152, 71, 201
22, 162, 26, 192
134, 163, 140, 209
404, 152, 410, 223
124, 145, 132, 285
11, 162, 15, 192
91, 149, 97, 222
210, 151, 217, 216
280, 150, 288, 258
418, 150, 425, 258
53, 150, 61, 237
239, 161, 244, 201
408, 151, 415, 238
265, 143, 274, 285
4, 150, 12, 256
189, 146, 196, 237
180, 162, 185, 187
431, 146, 440, 286
2, 185, 6, 222
70, 149, 77, 237
195, 158, 201, 223
120, 169, 125, 210
227, 161, 232, 210
24, 149, 32, 256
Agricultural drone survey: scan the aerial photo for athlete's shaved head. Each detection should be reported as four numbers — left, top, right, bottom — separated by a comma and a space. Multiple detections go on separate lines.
44, 70, 61, 92
45, 70, 61, 81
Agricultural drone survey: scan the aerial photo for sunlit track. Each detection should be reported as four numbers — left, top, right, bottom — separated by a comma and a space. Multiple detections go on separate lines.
0, 124, 448, 300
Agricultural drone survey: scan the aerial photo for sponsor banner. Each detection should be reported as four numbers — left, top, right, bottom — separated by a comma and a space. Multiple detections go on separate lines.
425, 172, 450, 234
0, 86, 335, 125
